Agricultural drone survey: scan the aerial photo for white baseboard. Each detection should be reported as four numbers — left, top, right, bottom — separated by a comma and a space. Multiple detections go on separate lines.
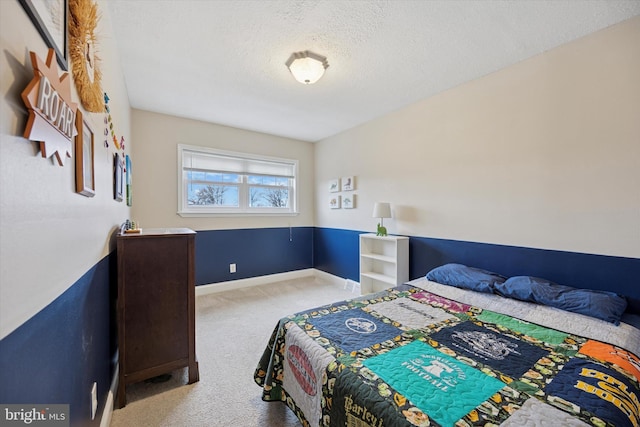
100, 361, 119, 427
195, 268, 316, 296
311, 270, 353, 290
347, 279, 361, 294
195, 268, 361, 296
312, 269, 344, 286
314, 270, 361, 294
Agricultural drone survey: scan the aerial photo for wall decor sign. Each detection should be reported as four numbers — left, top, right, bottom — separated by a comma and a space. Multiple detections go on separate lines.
21, 48, 78, 166
69, 0, 103, 112
74, 110, 95, 197
19, 0, 69, 71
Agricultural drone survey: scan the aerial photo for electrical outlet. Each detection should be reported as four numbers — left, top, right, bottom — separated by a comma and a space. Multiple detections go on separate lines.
91, 382, 97, 420
230, 263, 236, 273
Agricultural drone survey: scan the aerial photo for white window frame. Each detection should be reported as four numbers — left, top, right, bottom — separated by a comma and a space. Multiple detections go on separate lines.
178, 144, 298, 217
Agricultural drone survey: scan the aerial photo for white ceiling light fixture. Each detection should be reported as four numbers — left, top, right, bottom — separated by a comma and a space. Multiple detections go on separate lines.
285, 50, 329, 85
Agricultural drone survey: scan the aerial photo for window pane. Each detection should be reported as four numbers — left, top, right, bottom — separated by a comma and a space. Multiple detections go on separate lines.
249, 175, 276, 186
248, 175, 290, 186
188, 171, 206, 181
250, 186, 289, 208
249, 187, 264, 207
204, 172, 223, 182
188, 184, 238, 206
189, 172, 240, 183
186, 183, 208, 203
223, 173, 240, 183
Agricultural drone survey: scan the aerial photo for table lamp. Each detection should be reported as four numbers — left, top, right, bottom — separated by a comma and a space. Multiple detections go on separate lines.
372, 202, 391, 236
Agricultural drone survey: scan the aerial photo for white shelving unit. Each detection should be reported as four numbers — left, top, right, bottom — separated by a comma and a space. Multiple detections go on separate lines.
359, 233, 409, 294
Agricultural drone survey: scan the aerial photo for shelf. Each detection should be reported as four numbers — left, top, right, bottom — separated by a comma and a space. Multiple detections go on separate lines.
359, 233, 409, 295
360, 271, 397, 285
360, 253, 396, 264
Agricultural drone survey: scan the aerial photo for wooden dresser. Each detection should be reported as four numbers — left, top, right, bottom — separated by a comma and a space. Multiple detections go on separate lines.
116, 228, 199, 407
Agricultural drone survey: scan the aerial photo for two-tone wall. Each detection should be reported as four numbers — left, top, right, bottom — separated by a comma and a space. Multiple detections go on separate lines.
314, 17, 640, 294
128, 17, 639, 298
1, 6, 638, 426
129, 109, 317, 285
0, 1, 130, 425
315, 16, 640, 259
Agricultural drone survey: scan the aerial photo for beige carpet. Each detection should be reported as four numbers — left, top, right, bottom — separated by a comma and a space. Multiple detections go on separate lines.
109, 275, 356, 426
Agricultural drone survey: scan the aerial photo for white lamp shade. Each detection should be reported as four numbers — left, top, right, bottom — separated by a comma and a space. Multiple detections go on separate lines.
372, 202, 391, 219
286, 51, 329, 84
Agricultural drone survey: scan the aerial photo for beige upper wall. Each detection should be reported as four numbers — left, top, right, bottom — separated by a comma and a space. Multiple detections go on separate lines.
130, 109, 315, 230
0, 0, 131, 338
3, 2, 635, 341
315, 17, 640, 258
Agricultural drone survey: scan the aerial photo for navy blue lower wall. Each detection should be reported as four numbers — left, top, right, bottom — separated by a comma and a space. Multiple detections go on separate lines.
195, 227, 314, 285
1, 226, 637, 425
313, 227, 640, 312
408, 236, 640, 311
0, 227, 313, 425
0, 254, 117, 427
313, 227, 362, 282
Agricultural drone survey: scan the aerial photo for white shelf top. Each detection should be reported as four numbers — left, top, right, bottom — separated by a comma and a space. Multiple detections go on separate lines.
360, 233, 408, 240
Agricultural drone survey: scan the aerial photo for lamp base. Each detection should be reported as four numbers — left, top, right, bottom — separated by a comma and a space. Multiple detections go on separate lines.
376, 223, 387, 237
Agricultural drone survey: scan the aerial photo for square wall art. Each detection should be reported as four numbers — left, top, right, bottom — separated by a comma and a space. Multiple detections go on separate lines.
342, 176, 355, 191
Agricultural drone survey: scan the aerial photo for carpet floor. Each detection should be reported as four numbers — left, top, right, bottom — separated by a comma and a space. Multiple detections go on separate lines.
109, 275, 355, 426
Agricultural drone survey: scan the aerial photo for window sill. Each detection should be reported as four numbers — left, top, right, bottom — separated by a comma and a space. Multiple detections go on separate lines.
177, 211, 300, 218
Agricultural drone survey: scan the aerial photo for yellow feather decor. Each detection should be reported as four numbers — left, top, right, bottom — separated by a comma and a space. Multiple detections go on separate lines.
69, 0, 103, 112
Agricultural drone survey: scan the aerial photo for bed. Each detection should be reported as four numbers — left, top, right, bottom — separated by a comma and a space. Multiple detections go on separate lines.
254, 264, 640, 427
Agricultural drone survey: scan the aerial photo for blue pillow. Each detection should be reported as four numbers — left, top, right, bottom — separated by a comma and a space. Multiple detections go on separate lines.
495, 276, 627, 325
426, 263, 506, 294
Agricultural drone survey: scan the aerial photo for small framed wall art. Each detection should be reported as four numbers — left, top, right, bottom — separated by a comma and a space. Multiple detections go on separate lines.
114, 153, 124, 201
74, 110, 95, 197
343, 194, 356, 209
125, 154, 132, 206
329, 178, 340, 193
19, 0, 69, 70
342, 176, 355, 191
329, 195, 341, 209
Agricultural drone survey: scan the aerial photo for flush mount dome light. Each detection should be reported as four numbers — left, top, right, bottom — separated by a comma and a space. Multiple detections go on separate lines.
285, 50, 329, 84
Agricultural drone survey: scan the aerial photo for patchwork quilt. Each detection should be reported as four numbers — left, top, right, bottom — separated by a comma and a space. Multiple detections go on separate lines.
254, 284, 640, 427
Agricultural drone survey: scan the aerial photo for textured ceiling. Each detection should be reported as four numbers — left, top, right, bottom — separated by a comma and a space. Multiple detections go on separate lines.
107, 1, 640, 142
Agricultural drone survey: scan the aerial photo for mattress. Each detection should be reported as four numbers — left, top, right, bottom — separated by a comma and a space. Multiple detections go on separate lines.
254, 278, 640, 427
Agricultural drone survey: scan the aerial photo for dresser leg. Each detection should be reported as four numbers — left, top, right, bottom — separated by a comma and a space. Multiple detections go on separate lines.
188, 360, 200, 384
116, 381, 126, 408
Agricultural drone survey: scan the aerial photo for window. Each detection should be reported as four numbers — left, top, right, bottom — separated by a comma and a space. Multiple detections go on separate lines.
178, 145, 298, 216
